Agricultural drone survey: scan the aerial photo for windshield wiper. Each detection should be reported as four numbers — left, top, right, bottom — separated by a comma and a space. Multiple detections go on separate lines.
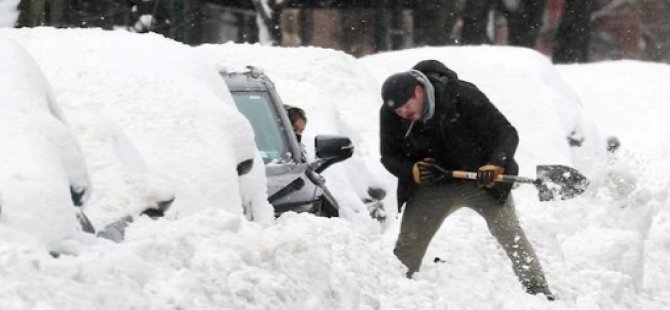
267, 177, 305, 203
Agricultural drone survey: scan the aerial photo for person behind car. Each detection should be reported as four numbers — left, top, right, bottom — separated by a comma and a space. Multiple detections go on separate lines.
379, 59, 553, 300
284, 105, 306, 142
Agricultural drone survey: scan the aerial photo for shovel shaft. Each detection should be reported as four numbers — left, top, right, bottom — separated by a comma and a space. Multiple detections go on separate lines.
499, 174, 538, 184
451, 170, 537, 184
451, 170, 476, 180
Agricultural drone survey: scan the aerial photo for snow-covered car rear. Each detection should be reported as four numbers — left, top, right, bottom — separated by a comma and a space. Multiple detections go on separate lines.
0, 36, 90, 250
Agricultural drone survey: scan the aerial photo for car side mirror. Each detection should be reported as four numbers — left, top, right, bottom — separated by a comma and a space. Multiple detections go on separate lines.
313, 135, 354, 173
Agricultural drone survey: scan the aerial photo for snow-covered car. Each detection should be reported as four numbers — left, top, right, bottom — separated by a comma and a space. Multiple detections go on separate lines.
0, 35, 178, 246
2, 28, 274, 225
0, 35, 91, 250
198, 44, 391, 226
222, 67, 354, 217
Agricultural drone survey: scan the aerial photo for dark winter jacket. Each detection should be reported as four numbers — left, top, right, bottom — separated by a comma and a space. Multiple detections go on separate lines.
380, 60, 519, 210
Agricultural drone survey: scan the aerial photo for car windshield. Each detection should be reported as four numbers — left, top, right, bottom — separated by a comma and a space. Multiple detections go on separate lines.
231, 91, 290, 163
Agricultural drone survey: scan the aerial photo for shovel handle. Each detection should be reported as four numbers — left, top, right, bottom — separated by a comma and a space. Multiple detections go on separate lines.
446, 169, 537, 185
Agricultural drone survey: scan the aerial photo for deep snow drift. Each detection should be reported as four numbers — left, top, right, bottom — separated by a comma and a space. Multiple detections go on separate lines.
0, 28, 668, 309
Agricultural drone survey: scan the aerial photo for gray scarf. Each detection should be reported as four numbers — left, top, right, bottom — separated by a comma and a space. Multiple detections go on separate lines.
403, 70, 435, 138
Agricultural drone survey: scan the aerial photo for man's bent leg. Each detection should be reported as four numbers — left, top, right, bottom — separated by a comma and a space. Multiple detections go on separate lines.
394, 185, 455, 277
472, 195, 553, 296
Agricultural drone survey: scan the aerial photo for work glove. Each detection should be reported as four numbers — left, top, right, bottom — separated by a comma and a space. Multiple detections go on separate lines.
412, 158, 445, 184
476, 164, 505, 188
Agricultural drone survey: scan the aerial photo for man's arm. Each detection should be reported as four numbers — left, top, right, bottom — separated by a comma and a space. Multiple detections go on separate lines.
461, 83, 519, 167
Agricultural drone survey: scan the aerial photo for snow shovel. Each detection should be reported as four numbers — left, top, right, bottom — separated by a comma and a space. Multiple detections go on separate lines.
430, 164, 589, 201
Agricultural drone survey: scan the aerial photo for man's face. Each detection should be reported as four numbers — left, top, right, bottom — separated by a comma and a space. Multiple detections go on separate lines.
393, 85, 424, 121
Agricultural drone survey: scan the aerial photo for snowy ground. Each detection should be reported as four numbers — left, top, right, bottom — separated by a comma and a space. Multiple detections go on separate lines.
0, 28, 669, 309
0, 1, 18, 28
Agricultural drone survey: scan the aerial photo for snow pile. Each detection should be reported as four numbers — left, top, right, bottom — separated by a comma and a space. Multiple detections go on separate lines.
558, 61, 670, 302
0, 210, 414, 309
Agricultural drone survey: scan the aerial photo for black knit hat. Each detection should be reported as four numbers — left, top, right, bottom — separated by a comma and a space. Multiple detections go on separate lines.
381, 72, 419, 109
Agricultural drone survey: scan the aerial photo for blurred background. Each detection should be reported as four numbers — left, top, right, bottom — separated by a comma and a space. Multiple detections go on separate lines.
9, 0, 670, 63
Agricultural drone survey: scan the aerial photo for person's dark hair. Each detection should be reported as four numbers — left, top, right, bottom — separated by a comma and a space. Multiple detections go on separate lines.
285, 105, 306, 124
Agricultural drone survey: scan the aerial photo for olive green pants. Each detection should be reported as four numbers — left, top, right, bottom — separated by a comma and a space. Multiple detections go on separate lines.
394, 183, 551, 295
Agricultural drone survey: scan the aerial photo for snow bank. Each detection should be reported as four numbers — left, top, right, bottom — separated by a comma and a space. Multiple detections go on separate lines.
0, 211, 412, 310
558, 61, 670, 304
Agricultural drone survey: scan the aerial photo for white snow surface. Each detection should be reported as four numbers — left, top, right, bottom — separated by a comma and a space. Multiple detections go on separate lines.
0, 0, 19, 27
0, 28, 668, 309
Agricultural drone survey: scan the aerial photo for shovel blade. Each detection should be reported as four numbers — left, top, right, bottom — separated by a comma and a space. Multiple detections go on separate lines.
536, 165, 589, 201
